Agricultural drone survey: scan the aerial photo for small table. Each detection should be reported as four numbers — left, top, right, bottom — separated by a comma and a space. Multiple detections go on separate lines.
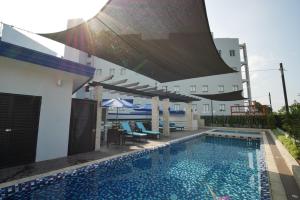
107, 128, 126, 146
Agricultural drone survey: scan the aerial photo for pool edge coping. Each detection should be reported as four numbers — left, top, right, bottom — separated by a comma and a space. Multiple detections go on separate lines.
262, 131, 287, 200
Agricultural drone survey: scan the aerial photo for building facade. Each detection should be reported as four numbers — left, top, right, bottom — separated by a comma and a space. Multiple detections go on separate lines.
72, 37, 251, 116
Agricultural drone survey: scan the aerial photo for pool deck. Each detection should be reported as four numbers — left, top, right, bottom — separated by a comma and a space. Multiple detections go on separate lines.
0, 127, 299, 200
0, 129, 208, 185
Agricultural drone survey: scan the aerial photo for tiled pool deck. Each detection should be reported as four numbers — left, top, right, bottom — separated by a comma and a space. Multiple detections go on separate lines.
0, 128, 299, 199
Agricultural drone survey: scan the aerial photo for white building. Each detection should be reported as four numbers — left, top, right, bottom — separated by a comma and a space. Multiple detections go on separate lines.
72, 37, 251, 116
0, 24, 95, 167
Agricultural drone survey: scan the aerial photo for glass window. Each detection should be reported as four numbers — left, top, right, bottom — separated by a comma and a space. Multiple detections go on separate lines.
229, 50, 235, 56
120, 68, 126, 75
202, 85, 208, 92
203, 104, 210, 113
162, 86, 168, 92
95, 69, 102, 76
232, 85, 239, 91
218, 85, 224, 93
174, 86, 180, 93
109, 68, 115, 75
219, 104, 225, 112
190, 85, 196, 93
192, 104, 197, 112
174, 104, 180, 111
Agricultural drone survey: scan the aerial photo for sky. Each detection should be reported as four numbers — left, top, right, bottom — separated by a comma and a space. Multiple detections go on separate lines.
0, 0, 299, 111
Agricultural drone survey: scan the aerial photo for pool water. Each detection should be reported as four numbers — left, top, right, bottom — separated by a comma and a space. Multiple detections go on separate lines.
3, 136, 265, 200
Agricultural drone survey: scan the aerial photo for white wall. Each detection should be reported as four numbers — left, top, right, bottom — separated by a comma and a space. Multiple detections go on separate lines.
0, 56, 74, 161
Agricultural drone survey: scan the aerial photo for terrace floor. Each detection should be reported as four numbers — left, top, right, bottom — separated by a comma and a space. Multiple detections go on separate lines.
0, 129, 208, 184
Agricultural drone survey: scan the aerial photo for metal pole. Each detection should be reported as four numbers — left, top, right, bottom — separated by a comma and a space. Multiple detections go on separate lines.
211, 100, 213, 127
279, 63, 289, 114
268, 92, 273, 112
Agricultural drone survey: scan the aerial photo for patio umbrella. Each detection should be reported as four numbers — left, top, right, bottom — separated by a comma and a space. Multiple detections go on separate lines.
102, 98, 133, 123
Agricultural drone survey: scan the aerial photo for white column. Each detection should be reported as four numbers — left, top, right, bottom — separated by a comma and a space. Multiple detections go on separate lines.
151, 96, 159, 132
162, 98, 170, 136
186, 102, 193, 131
94, 86, 103, 151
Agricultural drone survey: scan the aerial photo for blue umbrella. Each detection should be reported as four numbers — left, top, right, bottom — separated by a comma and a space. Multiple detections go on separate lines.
102, 99, 133, 122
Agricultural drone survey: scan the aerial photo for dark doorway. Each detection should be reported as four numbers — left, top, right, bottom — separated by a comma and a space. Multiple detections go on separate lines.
0, 92, 41, 169
68, 99, 97, 155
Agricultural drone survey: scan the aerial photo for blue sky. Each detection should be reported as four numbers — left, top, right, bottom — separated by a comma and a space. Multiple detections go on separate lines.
206, 0, 300, 110
0, 0, 299, 111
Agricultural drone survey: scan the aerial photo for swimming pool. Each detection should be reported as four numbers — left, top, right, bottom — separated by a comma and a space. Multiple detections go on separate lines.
0, 134, 270, 200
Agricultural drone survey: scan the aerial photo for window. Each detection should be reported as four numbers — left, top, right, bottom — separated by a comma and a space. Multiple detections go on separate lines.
203, 104, 210, 113
109, 68, 115, 75
87, 53, 92, 58
218, 85, 224, 93
218, 50, 222, 55
174, 104, 180, 111
192, 104, 197, 112
95, 69, 102, 76
173, 86, 179, 93
108, 107, 114, 111
219, 104, 225, 112
120, 68, 126, 75
202, 85, 208, 92
232, 85, 239, 91
162, 86, 168, 92
229, 50, 235, 56
190, 85, 196, 93
87, 61, 92, 66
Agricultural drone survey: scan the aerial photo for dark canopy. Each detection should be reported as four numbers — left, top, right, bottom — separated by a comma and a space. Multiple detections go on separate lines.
192, 90, 247, 101
40, 0, 235, 82
89, 82, 199, 102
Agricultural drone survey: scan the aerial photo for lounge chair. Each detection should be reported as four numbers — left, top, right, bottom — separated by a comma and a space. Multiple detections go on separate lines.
170, 122, 184, 131
159, 121, 176, 132
136, 122, 160, 139
120, 121, 147, 137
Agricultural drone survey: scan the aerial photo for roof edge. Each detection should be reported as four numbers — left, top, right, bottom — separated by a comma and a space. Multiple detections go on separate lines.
0, 40, 95, 77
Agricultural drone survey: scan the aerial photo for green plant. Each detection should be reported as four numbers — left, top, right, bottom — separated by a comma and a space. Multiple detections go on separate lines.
267, 114, 276, 129
273, 129, 300, 159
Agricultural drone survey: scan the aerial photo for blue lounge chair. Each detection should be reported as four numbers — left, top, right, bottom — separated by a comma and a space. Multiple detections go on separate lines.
159, 121, 176, 132
170, 122, 184, 131
120, 121, 147, 137
136, 122, 160, 139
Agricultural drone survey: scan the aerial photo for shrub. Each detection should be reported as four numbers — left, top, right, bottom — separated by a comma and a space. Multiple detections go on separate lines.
274, 129, 300, 159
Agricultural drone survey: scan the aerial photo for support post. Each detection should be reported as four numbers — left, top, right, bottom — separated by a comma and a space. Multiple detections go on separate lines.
268, 92, 273, 112
151, 96, 159, 132
186, 102, 193, 131
94, 86, 103, 150
162, 98, 170, 136
279, 63, 289, 114
210, 100, 214, 127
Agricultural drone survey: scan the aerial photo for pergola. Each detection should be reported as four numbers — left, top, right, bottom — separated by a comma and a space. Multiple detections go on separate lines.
88, 79, 200, 145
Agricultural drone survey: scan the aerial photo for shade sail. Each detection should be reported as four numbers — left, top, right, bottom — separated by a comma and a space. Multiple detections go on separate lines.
40, 0, 235, 82
192, 90, 247, 101
89, 82, 199, 102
